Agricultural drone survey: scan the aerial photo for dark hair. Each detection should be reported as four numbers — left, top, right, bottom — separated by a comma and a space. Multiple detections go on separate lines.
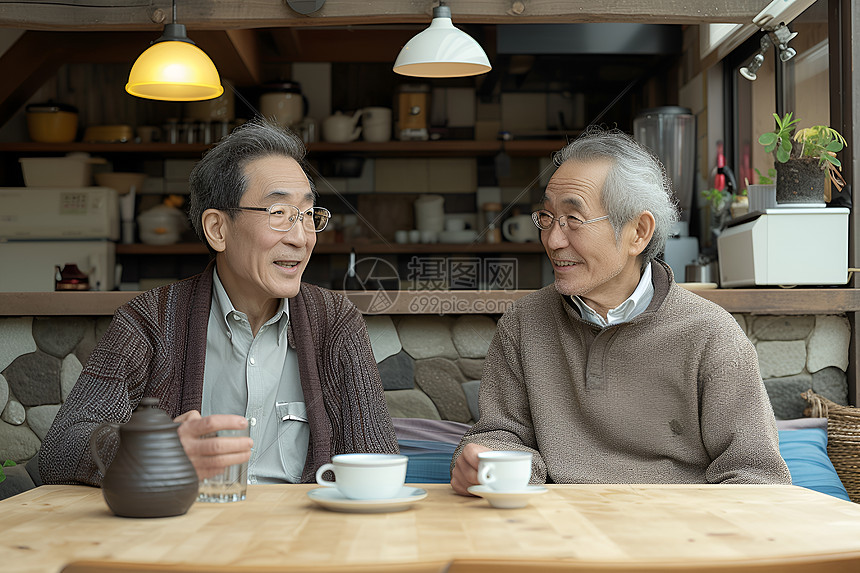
553, 127, 679, 267
188, 118, 315, 245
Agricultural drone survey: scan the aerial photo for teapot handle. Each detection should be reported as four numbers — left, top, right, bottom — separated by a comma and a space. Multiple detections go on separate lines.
502, 218, 517, 241
89, 422, 119, 476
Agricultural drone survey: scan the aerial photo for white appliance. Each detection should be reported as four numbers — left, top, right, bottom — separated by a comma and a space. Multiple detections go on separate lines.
717, 208, 849, 287
0, 187, 119, 291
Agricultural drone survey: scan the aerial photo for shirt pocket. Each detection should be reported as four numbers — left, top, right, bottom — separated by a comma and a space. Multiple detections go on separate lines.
276, 401, 310, 483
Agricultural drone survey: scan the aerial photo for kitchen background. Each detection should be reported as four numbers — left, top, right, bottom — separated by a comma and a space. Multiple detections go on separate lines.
0, 2, 832, 292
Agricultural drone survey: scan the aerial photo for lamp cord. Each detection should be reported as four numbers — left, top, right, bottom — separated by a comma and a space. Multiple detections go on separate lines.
172, 0, 177, 24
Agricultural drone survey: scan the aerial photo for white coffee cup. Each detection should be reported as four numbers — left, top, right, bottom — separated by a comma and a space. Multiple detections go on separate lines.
395, 230, 409, 244
315, 453, 408, 500
477, 450, 532, 492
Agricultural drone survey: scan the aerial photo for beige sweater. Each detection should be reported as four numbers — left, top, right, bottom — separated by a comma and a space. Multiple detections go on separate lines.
455, 261, 791, 485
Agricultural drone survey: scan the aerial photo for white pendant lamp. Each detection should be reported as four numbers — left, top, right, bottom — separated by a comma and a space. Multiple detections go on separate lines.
393, 4, 491, 78
125, 2, 223, 101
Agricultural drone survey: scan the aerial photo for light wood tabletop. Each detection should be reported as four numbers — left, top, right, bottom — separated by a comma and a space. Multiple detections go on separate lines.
4, 483, 860, 573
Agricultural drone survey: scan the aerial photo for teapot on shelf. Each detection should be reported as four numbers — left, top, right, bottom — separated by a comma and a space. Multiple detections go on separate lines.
90, 397, 199, 518
54, 263, 90, 291
322, 110, 363, 143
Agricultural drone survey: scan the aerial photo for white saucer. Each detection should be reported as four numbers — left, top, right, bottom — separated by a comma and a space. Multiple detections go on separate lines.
307, 486, 427, 513
467, 485, 548, 509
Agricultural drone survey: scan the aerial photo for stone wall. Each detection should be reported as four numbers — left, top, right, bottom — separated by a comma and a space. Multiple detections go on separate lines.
0, 313, 851, 464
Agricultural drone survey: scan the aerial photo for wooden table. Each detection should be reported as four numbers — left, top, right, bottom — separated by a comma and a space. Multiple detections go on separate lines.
4, 484, 860, 572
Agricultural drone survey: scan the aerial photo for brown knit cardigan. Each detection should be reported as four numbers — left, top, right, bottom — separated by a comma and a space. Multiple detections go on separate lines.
39, 263, 398, 486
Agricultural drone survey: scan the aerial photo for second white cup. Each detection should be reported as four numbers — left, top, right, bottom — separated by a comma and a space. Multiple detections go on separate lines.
315, 453, 408, 500
477, 450, 533, 492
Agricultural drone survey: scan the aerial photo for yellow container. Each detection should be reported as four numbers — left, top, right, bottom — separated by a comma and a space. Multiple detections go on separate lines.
26, 102, 78, 143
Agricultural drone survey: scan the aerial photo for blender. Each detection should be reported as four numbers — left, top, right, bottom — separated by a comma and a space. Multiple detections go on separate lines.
633, 106, 699, 280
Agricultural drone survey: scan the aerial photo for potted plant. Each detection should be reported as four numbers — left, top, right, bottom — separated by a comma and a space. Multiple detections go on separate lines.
758, 112, 847, 205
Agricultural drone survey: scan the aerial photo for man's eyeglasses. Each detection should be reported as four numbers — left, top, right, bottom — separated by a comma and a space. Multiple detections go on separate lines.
229, 204, 331, 233
531, 210, 610, 231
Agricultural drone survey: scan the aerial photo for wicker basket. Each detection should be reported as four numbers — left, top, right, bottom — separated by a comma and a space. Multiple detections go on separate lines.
803, 390, 860, 502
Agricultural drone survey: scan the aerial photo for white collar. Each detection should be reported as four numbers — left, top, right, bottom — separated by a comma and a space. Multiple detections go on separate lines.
571, 264, 654, 327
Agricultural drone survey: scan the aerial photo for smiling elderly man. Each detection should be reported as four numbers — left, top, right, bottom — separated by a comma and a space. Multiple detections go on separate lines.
450, 128, 790, 494
41, 120, 398, 486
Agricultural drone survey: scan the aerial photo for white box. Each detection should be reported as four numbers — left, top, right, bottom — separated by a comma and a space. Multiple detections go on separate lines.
0, 187, 119, 240
718, 208, 849, 287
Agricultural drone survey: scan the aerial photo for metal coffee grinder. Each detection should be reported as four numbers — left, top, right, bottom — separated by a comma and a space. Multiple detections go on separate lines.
633, 106, 699, 280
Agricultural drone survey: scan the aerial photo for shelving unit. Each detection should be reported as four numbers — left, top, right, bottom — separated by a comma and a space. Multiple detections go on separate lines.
0, 139, 568, 158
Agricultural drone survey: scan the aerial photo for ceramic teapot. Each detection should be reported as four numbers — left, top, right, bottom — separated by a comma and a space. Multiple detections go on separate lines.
90, 397, 199, 518
54, 263, 89, 291
322, 110, 363, 143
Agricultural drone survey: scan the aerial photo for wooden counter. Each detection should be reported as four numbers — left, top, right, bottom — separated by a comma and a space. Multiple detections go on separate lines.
4, 484, 860, 573
1, 288, 860, 316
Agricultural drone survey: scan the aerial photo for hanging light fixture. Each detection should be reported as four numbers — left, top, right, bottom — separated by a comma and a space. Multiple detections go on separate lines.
393, 3, 491, 78
125, 1, 223, 101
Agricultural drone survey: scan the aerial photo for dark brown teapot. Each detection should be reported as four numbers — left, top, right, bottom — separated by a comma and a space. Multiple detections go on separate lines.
90, 397, 198, 518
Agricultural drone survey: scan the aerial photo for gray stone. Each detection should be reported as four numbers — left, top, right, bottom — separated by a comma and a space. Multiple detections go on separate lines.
764, 374, 812, 420
462, 379, 481, 421
398, 316, 458, 360
731, 314, 748, 337
414, 357, 472, 423
365, 315, 401, 363
1, 399, 25, 425
27, 404, 62, 441
457, 358, 485, 381
377, 350, 414, 390
61, 353, 83, 401
756, 340, 807, 379
807, 315, 850, 373
32, 317, 88, 359
75, 315, 113, 365
0, 373, 8, 413
384, 389, 441, 420
0, 420, 40, 463
452, 315, 497, 359
0, 317, 37, 372
752, 315, 815, 341
811, 367, 848, 405
3, 351, 62, 406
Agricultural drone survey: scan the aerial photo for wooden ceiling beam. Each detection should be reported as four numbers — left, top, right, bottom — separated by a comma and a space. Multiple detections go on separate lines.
0, 32, 68, 126
263, 29, 419, 63
193, 29, 263, 85
0, 0, 765, 30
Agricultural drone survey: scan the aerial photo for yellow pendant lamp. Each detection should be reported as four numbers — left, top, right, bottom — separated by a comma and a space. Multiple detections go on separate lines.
393, 4, 491, 78
125, 2, 223, 101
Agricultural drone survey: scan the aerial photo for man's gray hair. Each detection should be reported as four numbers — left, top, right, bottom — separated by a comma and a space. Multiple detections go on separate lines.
188, 118, 315, 245
553, 127, 679, 267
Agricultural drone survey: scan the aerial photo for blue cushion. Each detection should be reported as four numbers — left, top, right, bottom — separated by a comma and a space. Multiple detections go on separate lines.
778, 428, 851, 501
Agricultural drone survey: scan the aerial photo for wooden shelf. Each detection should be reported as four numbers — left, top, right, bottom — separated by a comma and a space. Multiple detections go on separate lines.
0, 142, 210, 155
307, 140, 568, 157
115, 242, 546, 255
3, 288, 860, 317
0, 139, 568, 158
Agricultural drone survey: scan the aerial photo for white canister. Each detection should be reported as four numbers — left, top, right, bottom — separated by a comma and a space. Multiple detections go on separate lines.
414, 194, 445, 232
362, 107, 392, 142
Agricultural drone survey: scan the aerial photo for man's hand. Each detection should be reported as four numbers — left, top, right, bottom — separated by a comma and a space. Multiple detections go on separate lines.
174, 411, 253, 480
450, 442, 491, 496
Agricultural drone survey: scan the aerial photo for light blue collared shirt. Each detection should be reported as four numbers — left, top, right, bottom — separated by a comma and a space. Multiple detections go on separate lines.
570, 264, 654, 327
201, 268, 309, 484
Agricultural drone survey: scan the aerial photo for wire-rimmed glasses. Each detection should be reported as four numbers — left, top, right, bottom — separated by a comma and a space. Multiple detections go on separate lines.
229, 204, 331, 233
531, 210, 609, 231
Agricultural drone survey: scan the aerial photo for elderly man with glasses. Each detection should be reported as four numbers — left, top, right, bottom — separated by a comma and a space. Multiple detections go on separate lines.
41, 120, 398, 487
451, 128, 790, 495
